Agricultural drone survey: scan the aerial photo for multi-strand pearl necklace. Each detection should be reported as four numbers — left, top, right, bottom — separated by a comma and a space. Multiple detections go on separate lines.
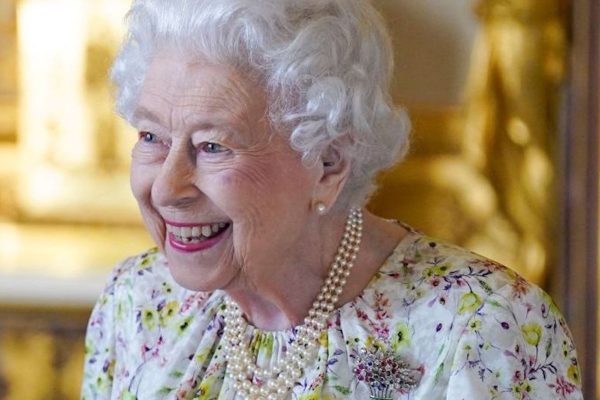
222, 208, 363, 400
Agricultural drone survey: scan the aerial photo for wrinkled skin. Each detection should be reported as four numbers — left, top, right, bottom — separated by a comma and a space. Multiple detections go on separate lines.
129, 52, 404, 329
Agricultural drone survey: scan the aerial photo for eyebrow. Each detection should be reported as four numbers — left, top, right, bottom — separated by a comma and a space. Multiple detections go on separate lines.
182, 111, 244, 130
133, 104, 243, 128
131, 106, 164, 127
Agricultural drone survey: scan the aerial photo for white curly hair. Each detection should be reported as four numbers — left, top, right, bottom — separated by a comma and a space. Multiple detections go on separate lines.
112, 0, 411, 206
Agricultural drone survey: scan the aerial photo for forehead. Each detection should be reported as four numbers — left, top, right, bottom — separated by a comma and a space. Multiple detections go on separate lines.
136, 52, 266, 123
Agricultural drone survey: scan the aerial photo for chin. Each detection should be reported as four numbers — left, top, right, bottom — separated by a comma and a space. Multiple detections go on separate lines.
165, 256, 238, 292
159, 221, 239, 291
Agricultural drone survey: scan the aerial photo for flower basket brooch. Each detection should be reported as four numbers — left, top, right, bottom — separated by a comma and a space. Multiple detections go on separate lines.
353, 346, 422, 400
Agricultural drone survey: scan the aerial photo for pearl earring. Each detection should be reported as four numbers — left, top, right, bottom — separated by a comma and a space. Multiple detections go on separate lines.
316, 202, 327, 215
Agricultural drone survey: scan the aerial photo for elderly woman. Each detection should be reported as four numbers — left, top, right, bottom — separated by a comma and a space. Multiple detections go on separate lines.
81, 0, 582, 399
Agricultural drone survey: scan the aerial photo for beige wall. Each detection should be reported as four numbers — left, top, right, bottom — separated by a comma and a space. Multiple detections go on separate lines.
376, 0, 480, 106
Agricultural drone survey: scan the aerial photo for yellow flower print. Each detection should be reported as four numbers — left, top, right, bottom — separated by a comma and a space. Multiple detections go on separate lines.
195, 376, 216, 400
121, 389, 138, 400
542, 291, 560, 316
468, 318, 482, 332
511, 380, 532, 399
161, 281, 173, 295
177, 316, 193, 335
196, 382, 211, 399
567, 364, 581, 384
488, 383, 499, 396
249, 332, 260, 354
458, 292, 482, 314
521, 323, 543, 346
364, 336, 386, 352
94, 358, 115, 391
262, 333, 275, 358
319, 331, 328, 347
140, 255, 154, 268
562, 340, 571, 358
432, 263, 451, 276
249, 332, 275, 358
142, 308, 158, 330
424, 264, 452, 278
159, 301, 179, 327
298, 388, 322, 400
370, 272, 382, 283
116, 300, 127, 322
137, 249, 158, 272
391, 322, 411, 351
195, 348, 211, 364
346, 336, 361, 348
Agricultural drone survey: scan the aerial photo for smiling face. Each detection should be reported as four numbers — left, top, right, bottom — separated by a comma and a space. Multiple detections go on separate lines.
130, 52, 323, 291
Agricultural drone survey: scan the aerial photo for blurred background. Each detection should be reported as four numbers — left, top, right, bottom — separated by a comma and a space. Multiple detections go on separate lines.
0, 0, 598, 398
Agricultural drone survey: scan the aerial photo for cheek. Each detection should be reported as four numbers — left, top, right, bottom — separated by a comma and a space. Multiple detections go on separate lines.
210, 162, 276, 217
130, 162, 156, 202
130, 162, 166, 247
130, 144, 167, 201
213, 163, 311, 239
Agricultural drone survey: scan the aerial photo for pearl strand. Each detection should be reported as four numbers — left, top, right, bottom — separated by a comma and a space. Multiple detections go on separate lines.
222, 208, 363, 400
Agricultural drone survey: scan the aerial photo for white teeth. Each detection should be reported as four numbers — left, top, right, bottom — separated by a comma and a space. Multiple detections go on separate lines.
167, 222, 228, 243
201, 225, 212, 237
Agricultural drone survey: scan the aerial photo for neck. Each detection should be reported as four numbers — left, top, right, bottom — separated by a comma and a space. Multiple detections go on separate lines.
225, 208, 349, 330
223, 208, 407, 331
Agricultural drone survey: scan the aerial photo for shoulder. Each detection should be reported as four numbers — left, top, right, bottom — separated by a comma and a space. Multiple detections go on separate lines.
374, 231, 529, 309
351, 230, 572, 354
344, 231, 526, 352
377, 232, 581, 397
382, 232, 570, 334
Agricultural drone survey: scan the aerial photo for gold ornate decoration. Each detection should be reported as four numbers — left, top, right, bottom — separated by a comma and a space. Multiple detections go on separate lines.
460, 0, 568, 283
370, 0, 568, 284
0, 0, 17, 142
16, 0, 137, 224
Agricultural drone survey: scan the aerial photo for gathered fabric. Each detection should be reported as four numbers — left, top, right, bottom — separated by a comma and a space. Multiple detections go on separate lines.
81, 229, 582, 400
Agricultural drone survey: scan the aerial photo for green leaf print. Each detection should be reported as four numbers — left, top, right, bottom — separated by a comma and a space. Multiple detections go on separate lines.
157, 386, 174, 395
434, 362, 445, 384
334, 385, 351, 395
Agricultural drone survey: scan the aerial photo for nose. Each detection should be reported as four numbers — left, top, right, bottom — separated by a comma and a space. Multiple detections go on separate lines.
151, 143, 199, 209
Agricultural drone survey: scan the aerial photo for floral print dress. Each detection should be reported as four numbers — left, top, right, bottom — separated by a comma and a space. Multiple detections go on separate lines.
81, 230, 582, 399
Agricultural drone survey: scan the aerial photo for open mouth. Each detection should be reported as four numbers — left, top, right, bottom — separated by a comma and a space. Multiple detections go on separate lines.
167, 222, 230, 244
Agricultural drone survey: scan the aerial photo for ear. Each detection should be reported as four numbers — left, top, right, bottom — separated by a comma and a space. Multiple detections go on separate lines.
312, 141, 351, 212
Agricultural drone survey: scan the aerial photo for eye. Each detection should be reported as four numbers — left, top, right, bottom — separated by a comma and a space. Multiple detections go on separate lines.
139, 131, 159, 143
200, 142, 229, 154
